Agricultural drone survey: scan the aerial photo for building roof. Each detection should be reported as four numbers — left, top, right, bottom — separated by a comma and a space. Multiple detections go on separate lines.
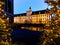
14, 10, 46, 17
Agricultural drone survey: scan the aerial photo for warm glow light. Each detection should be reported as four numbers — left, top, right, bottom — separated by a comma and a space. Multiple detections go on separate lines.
0, 2, 4, 5
0, 8, 1, 10
14, 14, 50, 24
0, 4, 2, 7
2, 9, 4, 12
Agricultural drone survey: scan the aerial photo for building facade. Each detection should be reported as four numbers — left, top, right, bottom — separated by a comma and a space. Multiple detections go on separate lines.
14, 8, 52, 31
14, 9, 51, 25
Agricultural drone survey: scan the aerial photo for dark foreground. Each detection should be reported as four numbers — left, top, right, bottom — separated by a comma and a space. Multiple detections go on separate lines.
11, 28, 43, 45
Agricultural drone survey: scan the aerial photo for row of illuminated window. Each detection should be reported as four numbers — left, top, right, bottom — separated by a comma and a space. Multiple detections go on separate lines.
14, 14, 51, 24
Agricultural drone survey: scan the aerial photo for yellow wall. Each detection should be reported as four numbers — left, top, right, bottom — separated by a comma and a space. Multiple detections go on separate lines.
14, 14, 51, 24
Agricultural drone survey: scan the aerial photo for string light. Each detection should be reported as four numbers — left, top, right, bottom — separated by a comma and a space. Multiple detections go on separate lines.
0, 1, 12, 45
40, 0, 60, 45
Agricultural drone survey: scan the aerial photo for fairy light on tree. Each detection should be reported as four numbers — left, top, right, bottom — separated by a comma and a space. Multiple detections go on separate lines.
39, 0, 60, 45
0, 1, 12, 45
